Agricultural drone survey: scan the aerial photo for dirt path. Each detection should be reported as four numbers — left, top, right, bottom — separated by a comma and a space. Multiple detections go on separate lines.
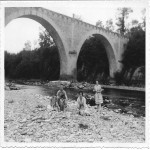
4, 85, 145, 142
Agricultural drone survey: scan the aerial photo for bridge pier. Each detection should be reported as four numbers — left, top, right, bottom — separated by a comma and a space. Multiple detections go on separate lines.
59, 53, 77, 80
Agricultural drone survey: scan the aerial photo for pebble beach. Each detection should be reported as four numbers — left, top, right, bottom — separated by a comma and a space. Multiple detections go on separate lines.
4, 84, 145, 143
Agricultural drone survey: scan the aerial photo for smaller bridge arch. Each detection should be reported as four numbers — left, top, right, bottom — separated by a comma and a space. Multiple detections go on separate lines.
77, 30, 118, 77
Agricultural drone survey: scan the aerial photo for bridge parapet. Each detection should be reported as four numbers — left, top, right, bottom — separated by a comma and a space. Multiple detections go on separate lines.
6, 7, 128, 41
48, 9, 128, 40
30, 7, 128, 40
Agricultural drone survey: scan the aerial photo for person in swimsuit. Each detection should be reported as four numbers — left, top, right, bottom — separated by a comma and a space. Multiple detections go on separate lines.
56, 84, 68, 111
93, 80, 104, 113
77, 91, 90, 116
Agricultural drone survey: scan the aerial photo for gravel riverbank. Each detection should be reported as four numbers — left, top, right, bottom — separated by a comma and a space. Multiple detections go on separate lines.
4, 84, 145, 143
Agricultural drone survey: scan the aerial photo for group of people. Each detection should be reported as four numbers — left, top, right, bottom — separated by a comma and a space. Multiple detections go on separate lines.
52, 80, 104, 116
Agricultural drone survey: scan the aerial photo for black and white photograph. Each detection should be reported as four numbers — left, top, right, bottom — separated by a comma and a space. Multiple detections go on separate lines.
0, 0, 149, 148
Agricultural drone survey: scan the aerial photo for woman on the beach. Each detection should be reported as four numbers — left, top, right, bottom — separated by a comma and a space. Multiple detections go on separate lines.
56, 84, 68, 111
77, 91, 90, 116
93, 80, 104, 113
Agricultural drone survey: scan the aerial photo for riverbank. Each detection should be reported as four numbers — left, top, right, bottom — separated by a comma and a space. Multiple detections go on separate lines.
6, 79, 145, 92
101, 84, 145, 92
4, 84, 145, 142
5, 81, 145, 117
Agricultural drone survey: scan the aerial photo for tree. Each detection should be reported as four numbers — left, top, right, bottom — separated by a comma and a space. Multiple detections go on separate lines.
33, 40, 39, 49
38, 27, 60, 80
38, 26, 55, 48
116, 7, 133, 35
23, 40, 32, 50
105, 19, 114, 31
5, 51, 16, 78
131, 19, 139, 27
121, 25, 145, 80
5, 27, 60, 80
124, 19, 139, 37
96, 20, 104, 28
39, 47, 60, 80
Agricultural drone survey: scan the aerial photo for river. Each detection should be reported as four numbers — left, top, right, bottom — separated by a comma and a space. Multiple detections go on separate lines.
27, 84, 145, 117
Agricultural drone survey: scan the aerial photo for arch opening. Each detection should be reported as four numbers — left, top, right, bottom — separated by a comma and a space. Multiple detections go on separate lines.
5, 8, 68, 80
77, 34, 117, 83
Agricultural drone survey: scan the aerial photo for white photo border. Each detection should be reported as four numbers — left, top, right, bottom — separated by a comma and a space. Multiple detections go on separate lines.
0, 0, 149, 148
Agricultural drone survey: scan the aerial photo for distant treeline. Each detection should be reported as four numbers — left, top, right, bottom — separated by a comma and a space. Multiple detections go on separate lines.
5, 46, 60, 80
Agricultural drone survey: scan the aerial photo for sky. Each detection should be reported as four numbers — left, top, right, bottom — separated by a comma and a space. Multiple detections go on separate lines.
4, 1, 146, 53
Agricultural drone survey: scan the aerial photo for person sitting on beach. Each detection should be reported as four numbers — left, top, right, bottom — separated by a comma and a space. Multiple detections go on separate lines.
77, 91, 90, 116
93, 80, 104, 113
49, 96, 60, 111
56, 84, 68, 111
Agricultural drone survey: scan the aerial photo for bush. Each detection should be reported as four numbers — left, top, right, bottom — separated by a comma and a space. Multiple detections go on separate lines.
59, 74, 75, 81
114, 71, 124, 85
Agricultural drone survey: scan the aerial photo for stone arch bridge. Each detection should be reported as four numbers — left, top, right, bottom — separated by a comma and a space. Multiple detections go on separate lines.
5, 7, 128, 79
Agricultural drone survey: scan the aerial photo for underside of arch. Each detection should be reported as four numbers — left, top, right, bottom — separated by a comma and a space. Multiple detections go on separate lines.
77, 33, 118, 78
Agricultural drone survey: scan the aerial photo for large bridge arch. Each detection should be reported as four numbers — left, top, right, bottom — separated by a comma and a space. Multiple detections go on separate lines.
76, 30, 118, 78
5, 7, 68, 78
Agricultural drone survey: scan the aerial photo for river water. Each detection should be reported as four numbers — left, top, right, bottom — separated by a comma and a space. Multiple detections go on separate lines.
36, 85, 145, 117
19, 83, 145, 117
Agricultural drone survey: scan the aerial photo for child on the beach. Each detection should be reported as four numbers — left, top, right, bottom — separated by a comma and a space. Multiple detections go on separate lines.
77, 91, 90, 116
93, 80, 104, 113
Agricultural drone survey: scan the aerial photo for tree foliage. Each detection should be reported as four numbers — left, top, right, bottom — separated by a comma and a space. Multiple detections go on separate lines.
23, 40, 32, 50
5, 27, 60, 80
96, 20, 104, 28
117, 24, 145, 85
5, 47, 60, 80
77, 35, 109, 83
116, 7, 133, 34
122, 25, 145, 70
105, 19, 114, 32
38, 27, 55, 48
